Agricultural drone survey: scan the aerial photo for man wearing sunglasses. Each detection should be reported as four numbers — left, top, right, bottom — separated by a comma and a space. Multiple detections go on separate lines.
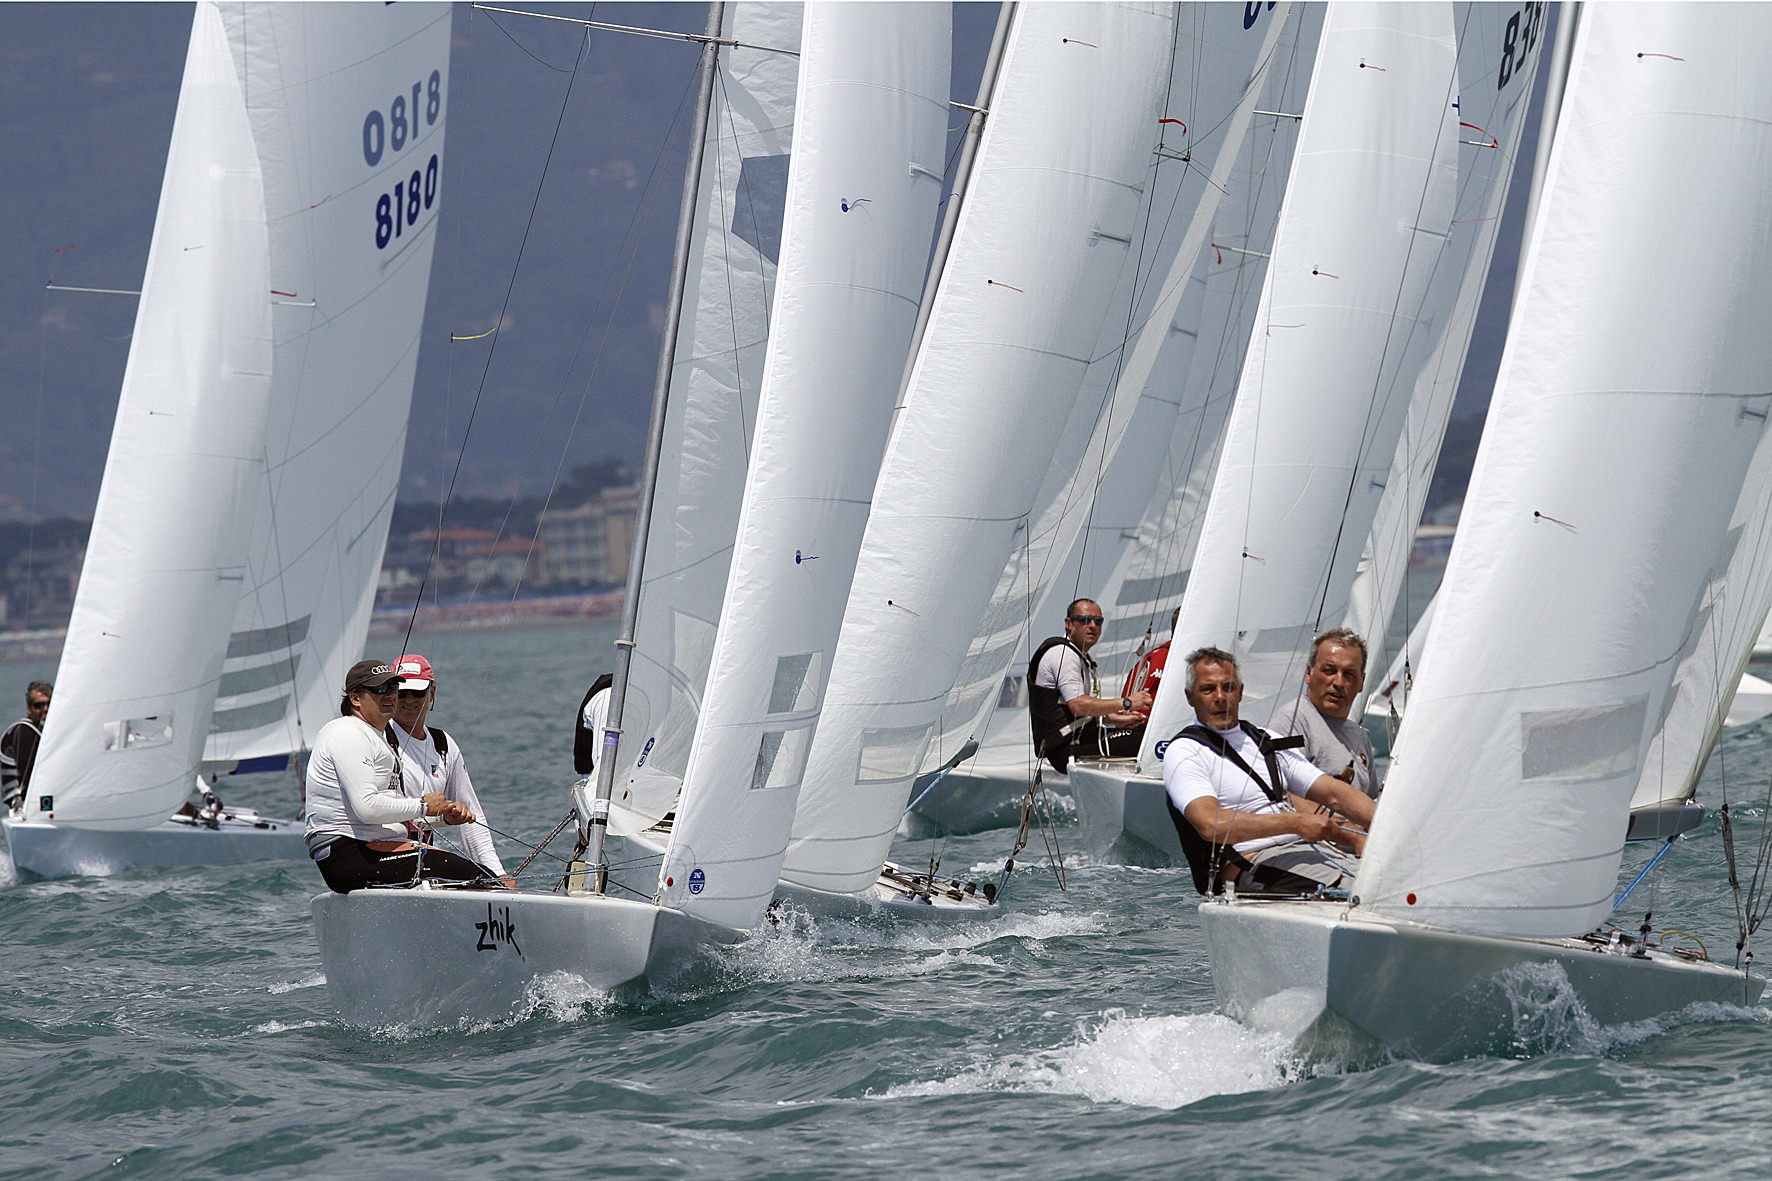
389, 653, 512, 887
1, 680, 51, 814
1028, 598, 1152, 772
304, 660, 488, 893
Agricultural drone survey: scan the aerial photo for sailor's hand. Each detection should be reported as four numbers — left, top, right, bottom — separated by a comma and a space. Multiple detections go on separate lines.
438, 800, 475, 826
1295, 811, 1356, 849
1107, 711, 1146, 728
1126, 688, 1154, 714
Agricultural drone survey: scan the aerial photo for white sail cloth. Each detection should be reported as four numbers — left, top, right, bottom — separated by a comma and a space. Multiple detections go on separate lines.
925, 1, 1314, 767
30, 2, 274, 828
608, 4, 803, 837
658, 3, 951, 928
1141, 1, 1464, 762
1356, 4, 1772, 937
780, 2, 1176, 895
204, 3, 452, 769
1341, 2, 1548, 717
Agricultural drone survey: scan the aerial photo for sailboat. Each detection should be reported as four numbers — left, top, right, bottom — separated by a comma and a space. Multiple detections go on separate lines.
1203, 2, 1770, 1061
312, 2, 966, 1026
1068, 1, 1539, 867
906, 0, 1326, 837
4, 2, 451, 879
907, 0, 1325, 833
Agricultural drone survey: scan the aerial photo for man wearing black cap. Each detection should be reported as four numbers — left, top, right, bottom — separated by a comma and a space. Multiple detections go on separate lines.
304, 659, 491, 893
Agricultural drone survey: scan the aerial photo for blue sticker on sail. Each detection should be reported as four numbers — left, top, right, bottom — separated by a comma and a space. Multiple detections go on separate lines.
687, 868, 706, 895
1153, 739, 1170, 760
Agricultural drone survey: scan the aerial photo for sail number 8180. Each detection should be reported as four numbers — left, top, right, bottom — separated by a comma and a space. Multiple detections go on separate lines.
375, 155, 440, 249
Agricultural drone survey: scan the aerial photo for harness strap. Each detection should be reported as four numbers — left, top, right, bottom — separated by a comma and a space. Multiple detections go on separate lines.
1174, 722, 1302, 806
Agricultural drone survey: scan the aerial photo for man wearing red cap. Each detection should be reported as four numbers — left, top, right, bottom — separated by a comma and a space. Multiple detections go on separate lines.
390, 653, 512, 887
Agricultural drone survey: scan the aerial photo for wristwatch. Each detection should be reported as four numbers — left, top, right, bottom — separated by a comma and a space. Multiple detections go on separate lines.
1121, 696, 1132, 712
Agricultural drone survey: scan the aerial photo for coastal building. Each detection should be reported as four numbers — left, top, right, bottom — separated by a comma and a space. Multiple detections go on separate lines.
536, 483, 640, 589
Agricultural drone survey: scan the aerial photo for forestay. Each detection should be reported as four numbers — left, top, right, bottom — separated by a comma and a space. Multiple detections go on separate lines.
29, 3, 273, 828
1356, 4, 1772, 937
1142, 1, 1463, 761
780, 3, 1175, 895
203, 3, 452, 771
607, 4, 803, 837
657, 3, 951, 928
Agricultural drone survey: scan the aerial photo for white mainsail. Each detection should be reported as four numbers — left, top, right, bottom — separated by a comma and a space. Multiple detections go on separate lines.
1356, 3, 1772, 937
202, 3, 453, 772
657, 4, 951, 928
607, 3, 803, 836
925, 1, 1315, 767
1140, 1, 1465, 760
27, 3, 273, 829
779, 2, 1176, 895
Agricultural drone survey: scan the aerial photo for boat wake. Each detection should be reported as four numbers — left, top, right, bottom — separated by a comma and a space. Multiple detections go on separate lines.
1494, 961, 1760, 1059
880, 1009, 1312, 1109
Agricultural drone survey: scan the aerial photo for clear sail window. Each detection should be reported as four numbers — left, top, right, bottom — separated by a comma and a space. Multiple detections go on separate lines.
752, 727, 814, 791
856, 723, 932, 785
767, 651, 823, 715
1520, 698, 1647, 781
104, 715, 174, 751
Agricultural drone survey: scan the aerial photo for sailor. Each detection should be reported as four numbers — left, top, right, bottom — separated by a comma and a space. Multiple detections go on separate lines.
1028, 598, 1152, 772
1120, 606, 1180, 720
1162, 646, 1372, 895
1273, 628, 1379, 800
304, 660, 490, 893
389, 653, 513, 887
574, 672, 614, 776
1, 680, 50, 813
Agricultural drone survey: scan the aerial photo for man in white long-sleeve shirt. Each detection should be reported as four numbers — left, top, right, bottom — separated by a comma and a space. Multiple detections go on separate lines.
389, 652, 511, 887
305, 659, 485, 893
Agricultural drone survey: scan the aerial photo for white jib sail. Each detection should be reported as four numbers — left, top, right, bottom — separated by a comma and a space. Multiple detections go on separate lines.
779, 2, 1176, 896
656, 3, 951, 928
28, 3, 273, 828
1140, 1, 1463, 763
1343, 2, 1547, 717
203, 3, 452, 770
1356, 4, 1772, 938
925, 1, 1311, 765
607, 4, 803, 836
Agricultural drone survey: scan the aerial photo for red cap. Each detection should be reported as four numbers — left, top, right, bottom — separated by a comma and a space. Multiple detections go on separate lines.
393, 653, 434, 690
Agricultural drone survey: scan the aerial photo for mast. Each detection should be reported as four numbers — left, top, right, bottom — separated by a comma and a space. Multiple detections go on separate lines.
893, 2, 1014, 409
576, 2, 726, 894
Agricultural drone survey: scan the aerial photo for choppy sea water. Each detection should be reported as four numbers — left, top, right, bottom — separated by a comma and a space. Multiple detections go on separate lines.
6, 620, 1772, 1179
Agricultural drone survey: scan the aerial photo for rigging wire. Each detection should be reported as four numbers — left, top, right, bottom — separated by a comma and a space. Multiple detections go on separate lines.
399, 21, 594, 657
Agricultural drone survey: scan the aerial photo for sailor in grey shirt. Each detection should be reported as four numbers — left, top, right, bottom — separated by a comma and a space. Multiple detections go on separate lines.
1274, 628, 1379, 800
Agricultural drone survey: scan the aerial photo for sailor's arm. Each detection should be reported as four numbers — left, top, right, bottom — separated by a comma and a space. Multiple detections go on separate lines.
1182, 795, 1353, 849
1064, 688, 1153, 725
1302, 774, 1375, 827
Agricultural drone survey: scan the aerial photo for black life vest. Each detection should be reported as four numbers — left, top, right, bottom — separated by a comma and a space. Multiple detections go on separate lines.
1027, 636, 1098, 773
1164, 721, 1304, 896
574, 673, 615, 774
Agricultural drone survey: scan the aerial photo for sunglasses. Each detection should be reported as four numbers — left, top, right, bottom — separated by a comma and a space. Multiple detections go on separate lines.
1069, 614, 1105, 625
27, 699, 49, 711
362, 682, 400, 697
396, 687, 429, 699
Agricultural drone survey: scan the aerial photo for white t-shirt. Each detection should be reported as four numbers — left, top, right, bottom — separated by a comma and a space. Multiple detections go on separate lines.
305, 715, 424, 848
580, 687, 611, 768
1034, 642, 1096, 705
392, 721, 505, 876
1161, 723, 1326, 855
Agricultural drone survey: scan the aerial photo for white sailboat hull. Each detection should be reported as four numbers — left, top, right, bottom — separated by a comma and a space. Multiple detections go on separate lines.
3, 812, 304, 879
1201, 899, 1763, 1062
903, 764, 1063, 838
1067, 760, 1181, 867
310, 888, 738, 1027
